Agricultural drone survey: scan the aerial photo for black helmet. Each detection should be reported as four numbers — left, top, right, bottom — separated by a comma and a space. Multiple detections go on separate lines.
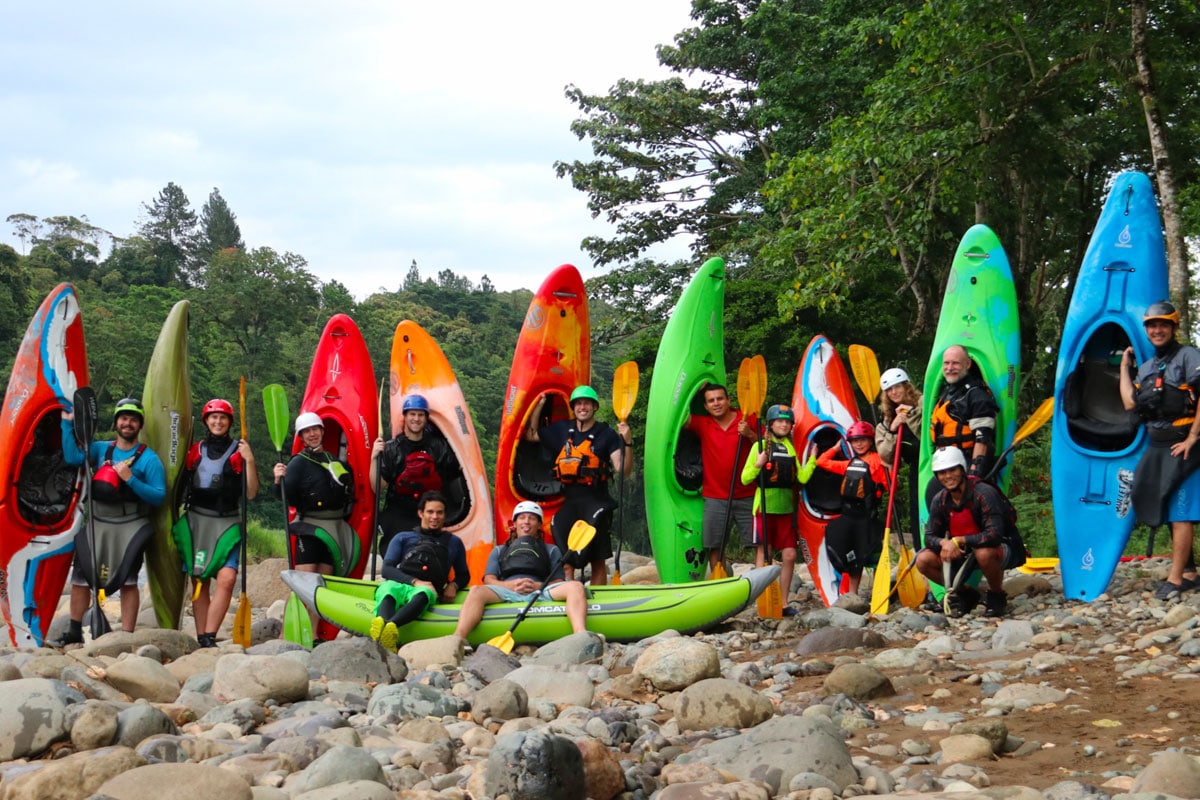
1144, 301, 1180, 327
113, 397, 145, 425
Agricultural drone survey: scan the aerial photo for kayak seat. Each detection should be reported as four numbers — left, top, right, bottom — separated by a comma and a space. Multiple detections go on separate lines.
442, 474, 470, 527
17, 415, 77, 526
675, 429, 703, 492
1063, 361, 1139, 452
804, 427, 845, 516
513, 440, 562, 499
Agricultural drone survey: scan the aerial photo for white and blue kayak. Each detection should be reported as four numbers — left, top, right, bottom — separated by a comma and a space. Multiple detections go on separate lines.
1052, 171, 1168, 601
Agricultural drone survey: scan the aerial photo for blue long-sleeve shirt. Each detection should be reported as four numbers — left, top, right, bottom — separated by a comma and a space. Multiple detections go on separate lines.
61, 419, 167, 507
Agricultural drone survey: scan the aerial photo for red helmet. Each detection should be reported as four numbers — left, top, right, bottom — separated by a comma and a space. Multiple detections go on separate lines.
846, 420, 874, 440
202, 398, 234, 421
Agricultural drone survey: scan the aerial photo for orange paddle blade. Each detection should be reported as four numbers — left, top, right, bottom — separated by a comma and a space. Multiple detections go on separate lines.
613, 361, 639, 422
848, 344, 881, 405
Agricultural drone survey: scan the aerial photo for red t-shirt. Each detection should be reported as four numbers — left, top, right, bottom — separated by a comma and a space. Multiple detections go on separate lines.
686, 411, 758, 500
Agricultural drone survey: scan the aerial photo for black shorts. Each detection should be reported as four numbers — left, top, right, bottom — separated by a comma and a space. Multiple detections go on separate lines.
552, 492, 615, 567
293, 534, 333, 567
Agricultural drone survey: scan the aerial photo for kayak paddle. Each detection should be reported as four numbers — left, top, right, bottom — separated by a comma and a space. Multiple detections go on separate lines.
745, 355, 782, 620
486, 519, 597, 654
264, 383, 313, 647
713, 358, 761, 580
984, 397, 1054, 482
73, 387, 111, 640
870, 435, 904, 616
233, 376, 252, 647
848, 344, 881, 423
610, 361, 639, 585
370, 373, 385, 580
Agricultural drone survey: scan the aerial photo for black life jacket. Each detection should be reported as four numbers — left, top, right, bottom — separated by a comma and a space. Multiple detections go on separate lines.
185, 439, 241, 513
399, 531, 451, 592
840, 456, 879, 509
91, 442, 147, 504
497, 535, 551, 580
391, 447, 443, 500
554, 428, 609, 486
762, 440, 796, 487
1133, 355, 1197, 423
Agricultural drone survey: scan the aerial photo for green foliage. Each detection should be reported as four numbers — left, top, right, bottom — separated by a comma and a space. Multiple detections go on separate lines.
139, 182, 201, 287
246, 517, 289, 563
197, 188, 244, 264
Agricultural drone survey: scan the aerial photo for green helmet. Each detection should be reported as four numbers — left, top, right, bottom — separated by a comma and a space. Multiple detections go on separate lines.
570, 385, 600, 405
765, 404, 794, 422
113, 397, 145, 425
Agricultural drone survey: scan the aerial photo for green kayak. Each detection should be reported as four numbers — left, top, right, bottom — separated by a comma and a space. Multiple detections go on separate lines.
279, 565, 779, 646
644, 257, 727, 583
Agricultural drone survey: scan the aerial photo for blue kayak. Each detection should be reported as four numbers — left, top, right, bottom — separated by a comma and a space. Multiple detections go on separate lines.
1052, 171, 1167, 601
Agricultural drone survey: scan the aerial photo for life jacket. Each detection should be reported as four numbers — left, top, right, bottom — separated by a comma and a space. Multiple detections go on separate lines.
1133, 357, 1197, 424
91, 442, 147, 504
497, 535, 551, 580
946, 477, 1022, 550
840, 456, 881, 509
184, 439, 242, 513
296, 451, 353, 513
553, 428, 609, 486
399, 531, 451, 592
391, 448, 443, 500
762, 440, 797, 487
930, 394, 975, 453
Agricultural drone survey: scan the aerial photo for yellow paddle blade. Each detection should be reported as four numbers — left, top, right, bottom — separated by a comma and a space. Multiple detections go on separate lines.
870, 533, 892, 616
848, 345, 881, 405
750, 355, 767, 414
611, 568, 622, 586
488, 630, 516, 654
191, 580, 202, 602
98, 589, 106, 607
710, 561, 728, 580
1014, 397, 1054, 445
736, 358, 755, 413
567, 519, 597, 552
896, 546, 926, 608
233, 592, 252, 647
239, 376, 247, 440
1017, 557, 1060, 574
612, 361, 639, 422
757, 579, 783, 619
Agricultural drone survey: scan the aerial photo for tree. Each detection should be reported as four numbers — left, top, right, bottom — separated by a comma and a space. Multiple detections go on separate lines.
197, 188, 244, 266
138, 182, 201, 287
0, 244, 30, 374
6, 213, 41, 254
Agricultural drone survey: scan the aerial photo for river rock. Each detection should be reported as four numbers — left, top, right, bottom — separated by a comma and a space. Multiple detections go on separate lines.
308, 637, 407, 683
95, 761, 253, 799
527, 631, 605, 665
0, 744, 145, 800
675, 677, 774, 731
633, 637, 720, 691
1130, 750, 1200, 795
105, 654, 181, 702
794, 626, 886, 655
115, 703, 179, 748
505, 664, 595, 706
0, 677, 79, 759
484, 729, 585, 799
940, 733, 998, 763
68, 698, 120, 750
366, 680, 465, 719
292, 781, 395, 800
287, 744, 386, 793
212, 653, 310, 703
471, 677, 528, 723
396, 633, 463, 670
822, 662, 894, 700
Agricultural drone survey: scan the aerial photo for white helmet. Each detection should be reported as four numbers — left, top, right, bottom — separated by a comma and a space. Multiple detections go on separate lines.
931, 447, 967, 473
512, 500, 544, 521
295, 411, 324, 433
880, 367, 910, 392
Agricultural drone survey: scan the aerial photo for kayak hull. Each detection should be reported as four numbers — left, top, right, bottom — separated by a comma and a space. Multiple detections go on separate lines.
0, 283, 88, 647
296, 315, 379, 639
141, 299, 193, 629
1052, 171, 1166, 601
390, 319, 495, 583
493, 265, 590, 543
280, 564, 780, 645
644, 258, 727, 583
791, 335, 858, 607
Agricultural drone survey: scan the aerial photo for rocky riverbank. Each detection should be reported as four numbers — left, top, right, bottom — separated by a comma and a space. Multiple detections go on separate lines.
0, 556, 1198, 800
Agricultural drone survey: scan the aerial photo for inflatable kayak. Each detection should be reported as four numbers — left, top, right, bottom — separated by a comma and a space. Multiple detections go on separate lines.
493, 265, 590, 542
0, 284, 88, 647
790, 334, 858, 607
390, 319, 495, 583
1052, 171, 1167, 601
141, 299, 193, 629
918, 225, 1021, 599
644, 257, 727, 583
296, 314, 379, 641
280, 564, 780, 645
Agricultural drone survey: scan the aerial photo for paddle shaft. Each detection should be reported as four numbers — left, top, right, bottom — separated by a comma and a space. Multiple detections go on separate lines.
73, 388, 110, 637
716, 435, 745, 565
239, 380, 249, 596
504, 550, 570, 638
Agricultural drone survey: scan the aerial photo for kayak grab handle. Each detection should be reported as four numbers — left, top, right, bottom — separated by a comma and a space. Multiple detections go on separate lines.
1080, 497, 1112, 505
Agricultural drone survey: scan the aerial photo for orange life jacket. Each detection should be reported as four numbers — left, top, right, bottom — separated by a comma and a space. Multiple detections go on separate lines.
930, 397, 974, 453
553, 429, 608, 486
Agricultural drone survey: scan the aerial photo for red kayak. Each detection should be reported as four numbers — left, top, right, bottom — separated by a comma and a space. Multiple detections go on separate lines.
0, 284, 89, 646
294, 314, 378, 641
493, 265, 591, 542
790, 334, 859, 607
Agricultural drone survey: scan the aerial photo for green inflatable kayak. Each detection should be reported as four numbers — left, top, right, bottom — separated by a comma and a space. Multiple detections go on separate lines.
142, 300, 193, 629
644, 257, 727, 583
280, 565, 779, 646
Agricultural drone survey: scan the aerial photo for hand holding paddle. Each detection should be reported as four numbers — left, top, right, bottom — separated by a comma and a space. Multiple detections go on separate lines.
487, 519, 597, 654
611, 361, 639, 586
264, 383, 313, 647
712, 359, 764, 580
233, 377, 252, 647
743, 355, 782, 619
72, 387, 111, 639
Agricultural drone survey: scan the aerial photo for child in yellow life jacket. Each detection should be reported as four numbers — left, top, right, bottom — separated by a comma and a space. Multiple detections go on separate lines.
815, 420, 890, 595
741, 404, 817, 616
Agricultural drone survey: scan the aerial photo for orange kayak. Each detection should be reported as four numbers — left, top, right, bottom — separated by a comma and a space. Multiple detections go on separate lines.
0, 284, 89, 646
389, 319, 495, 584
295, 314, 378, 640
791, 334, 859, 607
493, 265, 590, 543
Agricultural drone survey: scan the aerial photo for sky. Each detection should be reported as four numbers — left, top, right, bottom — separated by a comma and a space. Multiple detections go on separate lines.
0, 1, 696, 298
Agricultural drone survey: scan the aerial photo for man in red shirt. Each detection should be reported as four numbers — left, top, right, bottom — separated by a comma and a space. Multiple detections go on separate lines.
686, 383, 758, 576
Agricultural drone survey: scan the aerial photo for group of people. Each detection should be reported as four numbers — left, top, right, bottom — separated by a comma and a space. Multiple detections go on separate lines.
50, 296, 1200, 648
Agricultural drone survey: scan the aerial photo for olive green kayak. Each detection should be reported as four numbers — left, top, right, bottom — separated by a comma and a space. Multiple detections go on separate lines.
280, 564, 779, 646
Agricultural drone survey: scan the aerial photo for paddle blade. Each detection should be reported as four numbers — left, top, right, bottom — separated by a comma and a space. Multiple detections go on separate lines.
72, 387, 98, 448
239, 377, 248, 440
567, 519, 597, 553
233, 592, 252, 647
736, 358, 754, 411
710, 562, 728, 580
1014, 397, 1054, 445
86, 602, 111, 640
870, 533, 893, 616
610, 569, 622, 586
757, 579, 783, 619
262, 384, 290, 453
612, 361, 639, 422
896, 546, 925, 608
486, 630, 516, 654
848, 345, 882, 405
750, 355, 767, 413
191, 581, 202, 602
283, 592, 314, 647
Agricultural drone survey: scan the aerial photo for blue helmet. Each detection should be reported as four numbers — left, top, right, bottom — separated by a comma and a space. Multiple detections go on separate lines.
402, 394, 430, 414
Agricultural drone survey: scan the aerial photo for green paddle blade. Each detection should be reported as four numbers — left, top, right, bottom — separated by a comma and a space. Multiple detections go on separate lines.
262, 384, 290, 453
284, 592, 313, 647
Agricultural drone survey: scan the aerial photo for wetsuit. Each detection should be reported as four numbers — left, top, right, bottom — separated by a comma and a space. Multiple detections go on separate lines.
481, 535, 568, 602
537, 419, 624, 568
377, 434, 460, 549
279, 449, 358, 576
174, 435, 247, 580
923, 476, 1025, 581
1130, 342, 1200, 527
930, 378, 998, 478
374, 527, 470, 625
816, 446, 888, 575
